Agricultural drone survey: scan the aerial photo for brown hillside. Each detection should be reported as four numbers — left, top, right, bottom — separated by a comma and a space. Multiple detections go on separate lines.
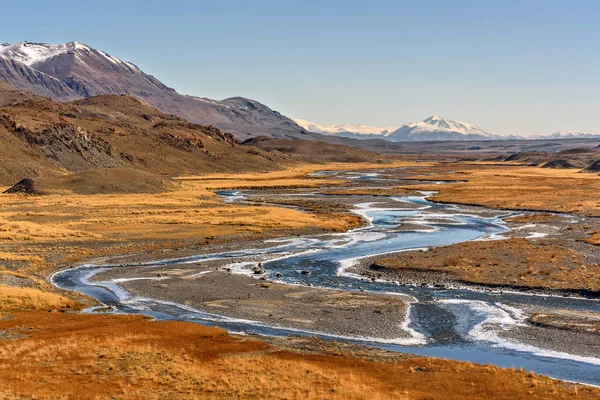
505, 148, 600, 169
37, 168, 175, 195
242, 136, 385, 163
0, 78, 43, 106
0, 81, 298, 188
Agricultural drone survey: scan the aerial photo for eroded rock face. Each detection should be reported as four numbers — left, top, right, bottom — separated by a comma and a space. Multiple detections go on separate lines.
0, 114, 121, 170
159, 132, 204, 152
153, 122, 236, 147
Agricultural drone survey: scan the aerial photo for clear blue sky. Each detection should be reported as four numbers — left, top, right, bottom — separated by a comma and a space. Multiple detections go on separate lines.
3, 0, 600, 135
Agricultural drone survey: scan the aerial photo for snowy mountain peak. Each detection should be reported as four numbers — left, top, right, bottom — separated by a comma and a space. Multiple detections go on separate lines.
411, 116, 495, 136
294, 115, 499, 141
0, 41, 82, 66
385, 116, 497, 142
0, 41, 138, 70
424, 115, 443, 122
293, 119, 397, 136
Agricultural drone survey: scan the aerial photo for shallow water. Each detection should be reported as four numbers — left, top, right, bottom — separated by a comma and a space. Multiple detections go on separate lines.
52, 171, 600, 386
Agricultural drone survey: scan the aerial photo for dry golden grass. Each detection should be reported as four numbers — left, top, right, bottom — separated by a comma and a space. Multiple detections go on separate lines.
0, 252, 44, 264
0, 162, 422, 278
376, 238, 600, 291
2, 164, 420, 276
410, 163, 600, 216
585, 231, 600, 246
0, 285, 76, 311
176, 162, 420, 183
2, 161, 600, 398
0, 311, 595, 400
505, 213, 569, 224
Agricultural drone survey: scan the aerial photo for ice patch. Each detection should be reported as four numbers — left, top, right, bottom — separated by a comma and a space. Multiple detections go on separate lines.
187, 270, 214, 277
526, 232, 548, 239
328, 231, 388, 249
112, 276, 169, 283
439, 299, 600, 366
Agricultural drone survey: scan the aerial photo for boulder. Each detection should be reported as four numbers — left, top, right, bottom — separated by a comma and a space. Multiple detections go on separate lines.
252, 265, 267, 275
3, 178, 39, 195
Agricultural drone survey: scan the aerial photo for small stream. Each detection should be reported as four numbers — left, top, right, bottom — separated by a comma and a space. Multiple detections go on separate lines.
52, 171, 600, 386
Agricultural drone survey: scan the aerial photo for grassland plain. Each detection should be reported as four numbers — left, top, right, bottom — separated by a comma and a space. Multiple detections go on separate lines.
1, 161, 600, 399
363, 162, 600, 293
1, 163, 414, 279
413, 162, 600, 216
369, 238, 600, 293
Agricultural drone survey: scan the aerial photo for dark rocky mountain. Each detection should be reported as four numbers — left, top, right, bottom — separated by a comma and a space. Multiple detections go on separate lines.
0, 41, 306, 140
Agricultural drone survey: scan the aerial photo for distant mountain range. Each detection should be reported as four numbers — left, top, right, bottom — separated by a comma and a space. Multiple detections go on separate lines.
296, 115, 500, 141
297, 116, 600, 142
293, 119, 397, 138
534, 131, 600, 140
0, 41, 305, 140
1, 42, 598, 144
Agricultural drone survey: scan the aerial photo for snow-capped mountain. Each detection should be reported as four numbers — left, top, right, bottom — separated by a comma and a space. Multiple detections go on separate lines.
535, 131, 600, 139
386, 115, 498, 142
295, 115, 504, 141
0, 41, 137, 69
294, 119, 397, 136
0, 41, 304, 139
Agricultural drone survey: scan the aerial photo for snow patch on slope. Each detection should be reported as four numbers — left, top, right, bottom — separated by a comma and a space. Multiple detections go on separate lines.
0, 41, 137, 70
0, 41, 89, 65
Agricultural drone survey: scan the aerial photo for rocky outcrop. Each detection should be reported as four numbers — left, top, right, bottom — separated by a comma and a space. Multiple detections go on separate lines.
541, 160, 579, 169
582, 160, 600, 173
3, 178, 39, 195
0, 114, 120, 170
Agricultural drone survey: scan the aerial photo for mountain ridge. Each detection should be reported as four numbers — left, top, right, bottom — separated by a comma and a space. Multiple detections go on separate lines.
0, 79, 301, 188
535, 131, 600, 140
3, 42, 598, 144
296, 115, 500, 141
0, 41, 306, 140
296, 115, 600, 142
294, 118, 397, 137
